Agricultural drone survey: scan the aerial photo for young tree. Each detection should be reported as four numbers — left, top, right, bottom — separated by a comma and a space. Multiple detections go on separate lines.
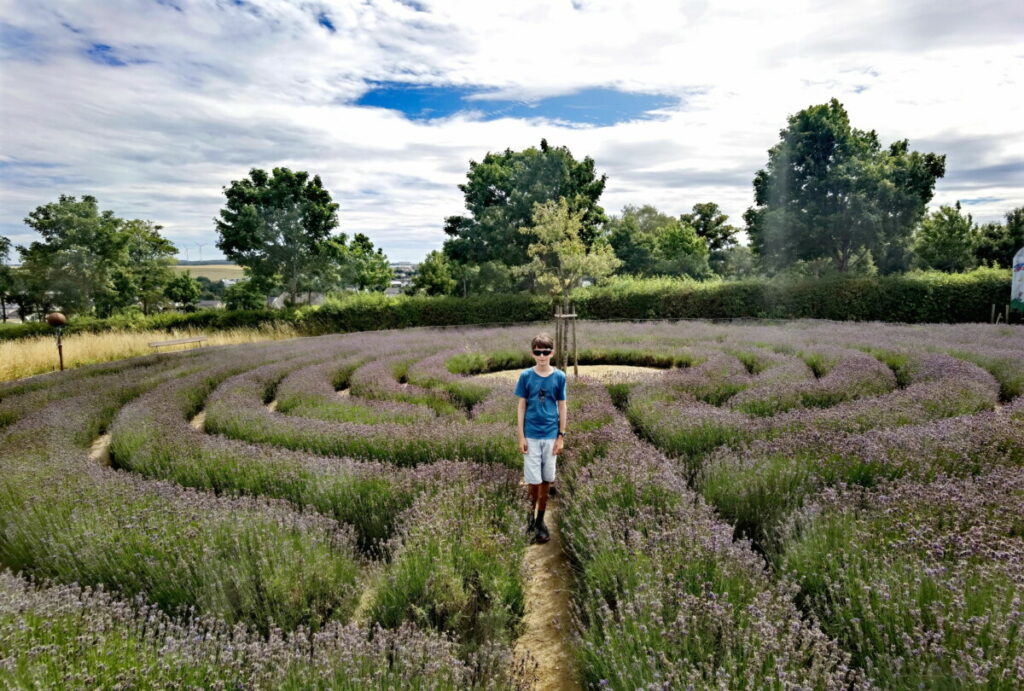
408, 250, 456, 296
519, 198, 621, 370
443, 139, 608, 269
165, 272, 202, 311
747, 99, 945, 273
912, 203, 978, 272
975, 207, 1024, 268
519, 198, 621, 311
215, 167, 341, 305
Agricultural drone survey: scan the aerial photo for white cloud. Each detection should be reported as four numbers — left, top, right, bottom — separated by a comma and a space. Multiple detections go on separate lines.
1, 0, 1022, 261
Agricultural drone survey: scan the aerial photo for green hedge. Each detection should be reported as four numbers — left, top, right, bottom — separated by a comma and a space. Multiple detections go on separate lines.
574, 269, 1013, 323
0, 309, 286, 341
1, 269, 1014, 341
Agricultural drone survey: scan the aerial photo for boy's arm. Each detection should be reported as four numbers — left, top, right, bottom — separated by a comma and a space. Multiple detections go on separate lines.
555, 399, 567, 454
517, 397, 528, 453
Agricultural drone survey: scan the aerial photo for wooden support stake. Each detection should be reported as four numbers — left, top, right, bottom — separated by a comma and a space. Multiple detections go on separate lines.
571, 309, 578, 378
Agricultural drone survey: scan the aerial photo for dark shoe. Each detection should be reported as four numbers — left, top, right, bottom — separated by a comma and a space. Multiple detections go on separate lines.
534, 521, 550, 544
526, 512, 535, 536
548, 485, 558, 497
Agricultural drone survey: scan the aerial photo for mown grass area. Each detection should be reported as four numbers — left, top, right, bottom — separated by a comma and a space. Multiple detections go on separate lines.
0, 324, 299, 382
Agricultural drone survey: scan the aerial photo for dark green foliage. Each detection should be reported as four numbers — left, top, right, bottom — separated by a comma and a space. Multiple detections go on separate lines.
16, 196, 179, 317
407, 250, 455, 296
223, 279, 267, 311
574, 269, 1011, 323
442, 138, 607, 268
975, 206, 1024, 268
748, 99, 945, 274
215, 167, 342, 303
912, 203, 977, 272
165, 271, 202, 311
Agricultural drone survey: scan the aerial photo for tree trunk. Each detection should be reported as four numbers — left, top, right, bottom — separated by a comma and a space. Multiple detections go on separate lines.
1, 297, 6, 323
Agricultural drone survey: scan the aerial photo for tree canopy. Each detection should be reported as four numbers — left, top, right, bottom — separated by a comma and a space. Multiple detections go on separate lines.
215, 167, 341, 303
347, 233, 393, 292
975, 207, 1024, 268
747, 99, 945, 273
443, 139, 607, 269
408, 250, 456, 296
605, 205, 711, 278
518, 198, 621, 310
912, 203, 977, 272
16, 195, 178, 317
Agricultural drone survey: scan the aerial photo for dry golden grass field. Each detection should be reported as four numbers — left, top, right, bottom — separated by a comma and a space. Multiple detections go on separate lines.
0, 324, 299, 382
171, 263, 246, 282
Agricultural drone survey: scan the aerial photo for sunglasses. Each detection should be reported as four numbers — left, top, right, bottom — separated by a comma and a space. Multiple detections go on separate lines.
532, 349, 553, 356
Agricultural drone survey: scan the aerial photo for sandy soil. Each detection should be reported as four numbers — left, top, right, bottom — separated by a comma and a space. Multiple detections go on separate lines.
476, 364, 663, 383
89, 433, 111, 465
267, 400, 278, 411
513, 500, 581, 691
190, 410, 206, 430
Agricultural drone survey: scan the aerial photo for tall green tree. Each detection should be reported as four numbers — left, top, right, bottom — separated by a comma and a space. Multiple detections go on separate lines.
108, 220, 177, 315
408, 250, 456, 296
19, 195, 127, 315
347, 233, 393, 292
605, 205, 665, 275
223, 279, 266, 311
606, 205, 710, 278
215, 167, 341, 305
443, 139, 608, 270
297, 236, 350, 302
975, 207, 1024, 268
655, 218, 711, 278
912, 203, 978, 272
681, 202, 738, 268
747, 99, 945, 273
0, 236, 12, 322
165, 271, 202, 311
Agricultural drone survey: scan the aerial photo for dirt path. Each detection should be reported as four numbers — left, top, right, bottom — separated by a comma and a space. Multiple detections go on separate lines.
89, 433, 111, 465
514, 500, 580, 691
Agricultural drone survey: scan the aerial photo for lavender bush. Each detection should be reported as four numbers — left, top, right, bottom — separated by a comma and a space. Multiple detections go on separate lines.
1, 318, 1021, 687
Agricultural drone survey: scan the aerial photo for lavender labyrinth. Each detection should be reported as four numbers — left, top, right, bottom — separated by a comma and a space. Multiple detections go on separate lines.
1, 320, 1022, 689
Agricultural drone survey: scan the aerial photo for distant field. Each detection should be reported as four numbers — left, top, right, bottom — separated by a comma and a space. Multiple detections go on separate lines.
172, 263, 245, 281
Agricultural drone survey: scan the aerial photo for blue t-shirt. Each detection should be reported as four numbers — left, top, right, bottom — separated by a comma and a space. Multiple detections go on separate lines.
514, 367, 567, 440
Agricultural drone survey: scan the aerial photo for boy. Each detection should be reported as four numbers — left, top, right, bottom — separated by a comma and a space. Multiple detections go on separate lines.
515, 333, 567, 544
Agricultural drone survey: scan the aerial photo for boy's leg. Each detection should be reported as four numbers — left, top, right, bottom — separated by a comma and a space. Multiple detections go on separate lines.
525, 483, 538, 533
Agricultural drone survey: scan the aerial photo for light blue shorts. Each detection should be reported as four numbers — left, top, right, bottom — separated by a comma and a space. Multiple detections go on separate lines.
523, 438, 557, 485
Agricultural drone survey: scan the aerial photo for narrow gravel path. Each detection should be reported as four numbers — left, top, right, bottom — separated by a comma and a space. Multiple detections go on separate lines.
514, 500, 580, 691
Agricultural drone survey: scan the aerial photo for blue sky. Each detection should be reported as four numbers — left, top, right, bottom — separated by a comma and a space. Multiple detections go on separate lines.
1, 0, 1023, 262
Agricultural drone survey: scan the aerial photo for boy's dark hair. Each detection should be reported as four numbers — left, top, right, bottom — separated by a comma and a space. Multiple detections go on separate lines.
531, 333, 554, 349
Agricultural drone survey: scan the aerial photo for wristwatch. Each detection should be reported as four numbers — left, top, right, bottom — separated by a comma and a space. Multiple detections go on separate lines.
557, 432, 565, 437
